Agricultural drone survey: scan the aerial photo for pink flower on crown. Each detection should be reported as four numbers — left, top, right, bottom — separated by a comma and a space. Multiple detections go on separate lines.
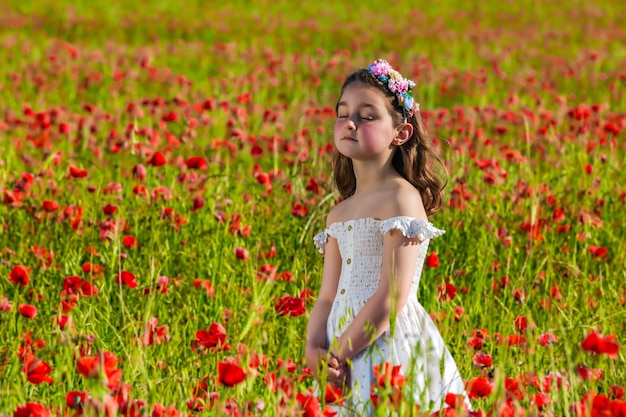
370, 60, 392, 76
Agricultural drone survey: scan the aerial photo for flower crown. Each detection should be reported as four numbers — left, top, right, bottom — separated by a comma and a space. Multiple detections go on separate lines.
367, 59, 419, 119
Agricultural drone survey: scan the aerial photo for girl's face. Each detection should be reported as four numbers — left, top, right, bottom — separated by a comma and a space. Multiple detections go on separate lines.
334, 82, 400, 162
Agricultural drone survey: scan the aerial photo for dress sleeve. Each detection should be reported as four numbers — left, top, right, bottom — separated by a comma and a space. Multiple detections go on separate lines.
313, 231, 329, 254
380, 217, 445, 242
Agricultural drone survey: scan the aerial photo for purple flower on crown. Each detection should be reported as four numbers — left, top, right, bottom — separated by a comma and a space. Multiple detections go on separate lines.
367, 59, 420, 118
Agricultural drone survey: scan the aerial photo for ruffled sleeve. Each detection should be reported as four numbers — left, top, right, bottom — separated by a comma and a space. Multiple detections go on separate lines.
313, 231, 328, 254
380, 216, 445, 242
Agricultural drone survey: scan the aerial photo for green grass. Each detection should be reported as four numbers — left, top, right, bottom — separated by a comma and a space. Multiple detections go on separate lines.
0, 1, 624, 416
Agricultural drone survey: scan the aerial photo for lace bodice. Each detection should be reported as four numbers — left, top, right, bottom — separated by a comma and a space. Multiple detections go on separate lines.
313, 216, 445, 301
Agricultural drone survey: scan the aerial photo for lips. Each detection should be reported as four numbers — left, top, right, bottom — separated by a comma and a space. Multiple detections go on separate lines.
342, 136, 357, 141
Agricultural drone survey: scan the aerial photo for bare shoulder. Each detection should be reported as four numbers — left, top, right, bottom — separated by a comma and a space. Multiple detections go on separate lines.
381, 178, 428, 220
325, 198, 351, 227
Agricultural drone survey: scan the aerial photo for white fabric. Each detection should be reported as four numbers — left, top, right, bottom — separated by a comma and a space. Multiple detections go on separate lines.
313, 216, 470, 415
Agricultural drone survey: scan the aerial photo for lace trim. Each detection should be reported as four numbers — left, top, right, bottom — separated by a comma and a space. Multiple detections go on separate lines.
380, 217, 445, 241
313, 231, 328, 254
312, 216, 445, 253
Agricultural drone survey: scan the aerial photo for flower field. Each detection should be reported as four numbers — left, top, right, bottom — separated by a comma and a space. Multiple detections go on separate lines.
0, 1, 624, 416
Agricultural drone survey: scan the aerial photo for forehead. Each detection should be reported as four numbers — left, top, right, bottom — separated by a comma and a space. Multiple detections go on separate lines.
337, 82, 390, 108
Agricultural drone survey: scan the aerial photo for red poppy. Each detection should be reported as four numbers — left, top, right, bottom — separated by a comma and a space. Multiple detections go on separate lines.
42, 200, 59, 212
218, 359, 246, 387
1, 297, 11, 312
537, 332, 559, 346
9, 265, 30, 286
275, 295, 306, 317
472, 353, 493, 368
186, 156, 207, 170
324, 384, 343, 405
576, 365, 604, 381
581, 331, 620, 359
373, 362, 405, 388
297, 390, 337, 417
438, 282, 457, 301
588, 245, 608, 259
141, 317, 171, 346
149, 152, 167, 167
291, 202, 308, 217
116, 271, 138, 288
609, 385, 625, 400
79, 281, 99, 297
191, 323, 229, 352
122, 235, 138, 248
466, 377, 493, 399
514, 316, 528, 333
76, 356, 100, 378
69, 166, 88, 178
13, 402, 51, 417
234, 247, 249, 261
65, 391, 88, 409
19, 304, 37, 319
426, 252, 440, 268
102, 204, 118, 216
22, 353, 54, 384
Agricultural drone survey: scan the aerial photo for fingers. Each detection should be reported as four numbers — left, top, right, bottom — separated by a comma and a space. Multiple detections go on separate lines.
326, 364, 350, 387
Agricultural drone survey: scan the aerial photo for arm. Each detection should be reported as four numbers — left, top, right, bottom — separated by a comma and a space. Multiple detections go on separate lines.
305, 234, 342, 377
329, 229, 422, 363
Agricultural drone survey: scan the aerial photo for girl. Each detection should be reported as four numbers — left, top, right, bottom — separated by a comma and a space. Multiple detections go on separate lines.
305, 59, 471, 415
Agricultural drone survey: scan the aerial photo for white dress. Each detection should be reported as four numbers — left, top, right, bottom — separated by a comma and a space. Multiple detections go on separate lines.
313, 216, 470, 415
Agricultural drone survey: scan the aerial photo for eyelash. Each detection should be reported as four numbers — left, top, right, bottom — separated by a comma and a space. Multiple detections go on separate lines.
337, 115, 374, 120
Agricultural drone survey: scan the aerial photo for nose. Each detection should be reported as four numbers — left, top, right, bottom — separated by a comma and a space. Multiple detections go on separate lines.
346, 118, 356, 130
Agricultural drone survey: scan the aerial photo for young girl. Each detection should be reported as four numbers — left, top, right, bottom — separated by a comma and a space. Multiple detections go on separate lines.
306, 59, 471, 415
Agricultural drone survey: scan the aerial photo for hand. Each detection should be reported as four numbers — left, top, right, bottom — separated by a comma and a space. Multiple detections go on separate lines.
326, 355, 350, 389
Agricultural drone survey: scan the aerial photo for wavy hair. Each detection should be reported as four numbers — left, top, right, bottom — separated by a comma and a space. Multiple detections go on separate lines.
332, 68, 446, 216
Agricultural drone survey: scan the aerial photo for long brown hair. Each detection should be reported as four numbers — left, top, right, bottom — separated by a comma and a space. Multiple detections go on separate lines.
332, 68, 447, 216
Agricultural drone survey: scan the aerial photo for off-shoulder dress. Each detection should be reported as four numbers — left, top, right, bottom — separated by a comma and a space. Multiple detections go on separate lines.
313, 216, 470, 414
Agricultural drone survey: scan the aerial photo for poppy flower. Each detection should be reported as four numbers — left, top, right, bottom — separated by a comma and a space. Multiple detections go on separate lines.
588, 245, 608, 259
13, 402, 51, 417
576, 365, 604, 381
122, 235, 138, 248
291, 202, 308, 217
581, 331, 620, 359
42, 200, 59, 212
116, 271, 138, 288
186, 156, 207, 170
1, 297, 11, 312
514, 316, 528, 333
218, 359, 246, 387
148, 152, 167, 167
537, 332, 559, 346
373, 362, 405, 388
9, 265, 30, 286
69, 166, 88, 178
76, 356, 100, 378
472, 353, 493, 368
65, 391, 88, 410
234, 247, 248, 261
275, 295, 306, 317
438, 282, 457, 301
191, 323, 229, 352
22, 353, 53, 385
426, 252, 440, 268
19, 304, 37, 319
102, 204, 118, 216
466, 377, 494, 399
141, 317, 171, 346
132, 164, 147, 180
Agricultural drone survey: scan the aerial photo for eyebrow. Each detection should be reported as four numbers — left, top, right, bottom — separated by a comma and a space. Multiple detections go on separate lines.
336, 101, 377, 109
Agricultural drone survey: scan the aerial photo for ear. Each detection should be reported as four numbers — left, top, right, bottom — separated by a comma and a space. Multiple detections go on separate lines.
392, 123, 413, 146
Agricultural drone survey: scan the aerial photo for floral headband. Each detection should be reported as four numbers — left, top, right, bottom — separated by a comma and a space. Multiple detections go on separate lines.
367, 59, 419, 120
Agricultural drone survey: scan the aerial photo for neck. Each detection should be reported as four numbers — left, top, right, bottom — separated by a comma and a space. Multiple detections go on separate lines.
351, 156, 399, 195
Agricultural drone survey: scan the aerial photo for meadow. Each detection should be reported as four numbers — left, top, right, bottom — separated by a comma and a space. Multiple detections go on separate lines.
0, 1, 624, 416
